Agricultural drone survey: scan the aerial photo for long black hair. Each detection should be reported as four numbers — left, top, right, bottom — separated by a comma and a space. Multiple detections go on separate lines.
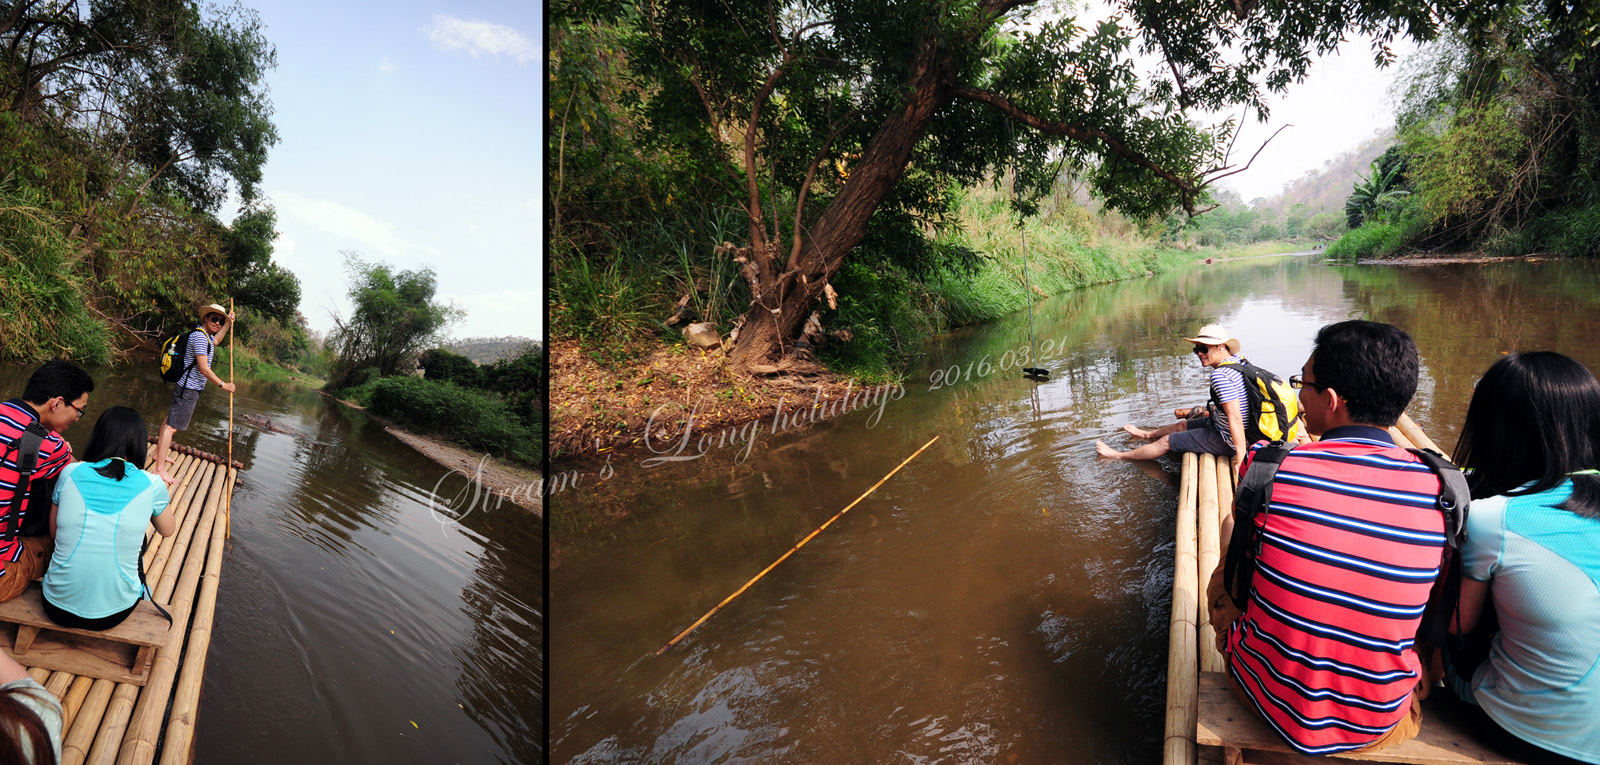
1453, 351, 1600, 517
83, 406, 148, 481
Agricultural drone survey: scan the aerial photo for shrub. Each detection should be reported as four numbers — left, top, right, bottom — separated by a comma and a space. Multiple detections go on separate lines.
365, 376, 540, 464
1326, 223, 1404, 261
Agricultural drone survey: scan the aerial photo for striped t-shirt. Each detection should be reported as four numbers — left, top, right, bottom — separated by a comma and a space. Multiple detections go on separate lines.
1222, 426, 1446, 755
1208, 356, 1251, 448
178, 329, 215, 390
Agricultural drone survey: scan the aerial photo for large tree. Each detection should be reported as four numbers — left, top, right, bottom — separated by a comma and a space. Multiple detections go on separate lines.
564, 0, 1565, 373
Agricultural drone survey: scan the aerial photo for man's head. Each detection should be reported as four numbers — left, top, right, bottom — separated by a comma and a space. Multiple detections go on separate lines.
21, 360, 94, 432
199, 303, 227, 331
1299, 320, 1418, 433
1183, 324, 1240, 368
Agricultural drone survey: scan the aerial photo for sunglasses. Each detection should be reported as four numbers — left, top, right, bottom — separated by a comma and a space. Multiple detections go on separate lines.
1288, 374, 1329, 391
1192, 344, 1210, 355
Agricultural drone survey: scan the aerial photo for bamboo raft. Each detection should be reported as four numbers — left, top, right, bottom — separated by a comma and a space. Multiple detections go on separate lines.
1159, 414, 1522, 765
6, 441, 236, 765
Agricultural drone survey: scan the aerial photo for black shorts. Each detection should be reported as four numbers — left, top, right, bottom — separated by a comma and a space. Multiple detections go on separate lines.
167, 386, 201, 431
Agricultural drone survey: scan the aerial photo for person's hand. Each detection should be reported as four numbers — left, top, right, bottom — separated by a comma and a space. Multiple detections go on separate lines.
226, 310, 236, 324
222, 382, 237, 393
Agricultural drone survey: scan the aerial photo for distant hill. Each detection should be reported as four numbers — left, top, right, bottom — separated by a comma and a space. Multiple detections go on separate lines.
448, 336, 538, 365
1252, 130, 1394, 219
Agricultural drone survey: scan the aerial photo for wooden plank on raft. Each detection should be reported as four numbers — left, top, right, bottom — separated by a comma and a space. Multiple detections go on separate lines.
1164, 451, 1200, 765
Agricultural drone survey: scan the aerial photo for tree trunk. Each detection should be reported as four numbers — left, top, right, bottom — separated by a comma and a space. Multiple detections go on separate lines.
727, 38, 954, 372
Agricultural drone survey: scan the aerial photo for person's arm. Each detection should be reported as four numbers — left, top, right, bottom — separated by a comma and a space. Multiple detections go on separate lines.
0, 647, 28, 685
194, 354, 236, 392
1222, 399, 1248, 472
1456, 577, 1490, 634
151, 507, 176, 537
212, 311, 235, 345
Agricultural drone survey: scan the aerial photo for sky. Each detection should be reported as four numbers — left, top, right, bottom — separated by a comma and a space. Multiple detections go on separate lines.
224, 0, 539, 342
1069, 1, 1418, 204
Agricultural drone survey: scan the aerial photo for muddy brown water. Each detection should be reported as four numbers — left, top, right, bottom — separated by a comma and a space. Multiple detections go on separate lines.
551, 255, 1600, 763
0, 365, 542, 763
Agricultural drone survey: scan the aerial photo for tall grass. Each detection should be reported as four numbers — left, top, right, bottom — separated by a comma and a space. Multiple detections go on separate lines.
0, 191, 111, 363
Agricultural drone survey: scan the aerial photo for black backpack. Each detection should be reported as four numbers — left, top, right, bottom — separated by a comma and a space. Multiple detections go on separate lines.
1, 420, 50, 541
158, 327, 208, 383
1222, 440, 1470, 648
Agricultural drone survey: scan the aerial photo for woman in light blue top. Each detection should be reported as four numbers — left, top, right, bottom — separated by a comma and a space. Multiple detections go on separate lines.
44, 406, 176, 631
1451, 352, 1600, 764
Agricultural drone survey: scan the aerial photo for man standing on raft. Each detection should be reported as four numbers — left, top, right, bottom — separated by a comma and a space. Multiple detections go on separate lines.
153, 303, 235, 485
1096, 324, 1251, 472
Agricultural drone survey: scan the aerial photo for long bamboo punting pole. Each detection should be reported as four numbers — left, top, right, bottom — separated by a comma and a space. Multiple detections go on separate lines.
157, 468, 233, 765
117, 468, 229, 765
1396, 412, 1441, 454
655, 435, 941, 655
227, 297, 234, 540
1197, 454, 1224, 674
1164, 451, 1200, 765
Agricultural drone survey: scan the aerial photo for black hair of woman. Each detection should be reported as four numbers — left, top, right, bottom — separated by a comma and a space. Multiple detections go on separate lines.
1453, 351, 1600, 517
83, 406, 149, 482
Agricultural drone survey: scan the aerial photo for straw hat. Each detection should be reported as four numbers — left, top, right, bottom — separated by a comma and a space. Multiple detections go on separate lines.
1183, 324, 1240, 355
199, 303, 228, 321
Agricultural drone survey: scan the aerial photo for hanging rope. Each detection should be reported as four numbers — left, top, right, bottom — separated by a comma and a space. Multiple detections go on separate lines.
1008, 117, 1049, 380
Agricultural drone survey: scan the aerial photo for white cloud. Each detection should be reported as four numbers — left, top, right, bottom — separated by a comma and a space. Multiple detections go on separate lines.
379, 55, 395, 75
425, 15, 535, 64
274, 191, 411, 257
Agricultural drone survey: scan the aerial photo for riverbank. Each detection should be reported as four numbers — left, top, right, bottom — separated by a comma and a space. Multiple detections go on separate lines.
551, 240, 1313, 465
321, 392, 543, 515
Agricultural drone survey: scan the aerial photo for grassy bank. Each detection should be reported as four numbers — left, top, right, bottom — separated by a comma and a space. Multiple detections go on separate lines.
213, 346, 325, 388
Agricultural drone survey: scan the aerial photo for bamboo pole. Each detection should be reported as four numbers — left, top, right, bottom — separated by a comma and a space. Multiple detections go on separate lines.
151, 463, 220, 601
226, 297, 233, 541
1396, 412, 1440, 453
85, 684, 137, 765
146, 462, 214, 589
157, 469, 232, 765
656, 436, 941, 655
1164, 451, 1200, 765
63, 679, 115, 765
62, 676, 94, 732
1388, 425, 1417, 450
117, 468, 229, 764
45, 670, 73, 699
27, 667, 47, 684
1197, 454, 1224, 673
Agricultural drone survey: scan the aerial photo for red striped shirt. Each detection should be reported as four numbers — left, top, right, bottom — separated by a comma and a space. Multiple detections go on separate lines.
1222, 426, 1445, 755
0, 399, 73, 570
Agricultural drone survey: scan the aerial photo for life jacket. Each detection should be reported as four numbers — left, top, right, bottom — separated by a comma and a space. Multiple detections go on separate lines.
1209, 359, 1303, 445
158, 326, 209, 383
1222, 441, 1470, 650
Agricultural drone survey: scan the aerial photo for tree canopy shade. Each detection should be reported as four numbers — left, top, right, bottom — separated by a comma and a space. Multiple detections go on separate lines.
0, 0, 279, 212
556, 0, 1590, 371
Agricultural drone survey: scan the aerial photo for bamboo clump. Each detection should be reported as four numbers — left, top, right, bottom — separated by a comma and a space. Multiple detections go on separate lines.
19, 447, 239, 765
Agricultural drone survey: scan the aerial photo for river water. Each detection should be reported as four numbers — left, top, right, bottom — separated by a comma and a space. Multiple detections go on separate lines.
0, 365, 542, 763
550, 254, 1600, 763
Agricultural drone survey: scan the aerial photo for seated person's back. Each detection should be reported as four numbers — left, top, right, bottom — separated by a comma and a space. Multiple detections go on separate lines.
44, 406, 173, 630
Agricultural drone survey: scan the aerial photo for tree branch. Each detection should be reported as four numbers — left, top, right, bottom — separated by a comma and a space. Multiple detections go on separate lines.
791, 111, 856, 263
1202, 123, 1291, 184
953, 85, 1205, 213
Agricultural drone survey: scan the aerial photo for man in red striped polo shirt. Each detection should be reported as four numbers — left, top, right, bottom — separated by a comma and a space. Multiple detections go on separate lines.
0, 361, 94, 602
1208, 320, 1445, 755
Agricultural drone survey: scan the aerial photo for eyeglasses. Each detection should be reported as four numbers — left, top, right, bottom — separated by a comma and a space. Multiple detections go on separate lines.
61, 399, 86, 418
1192, 344, 1210, 355
1288, 374, 1328, 392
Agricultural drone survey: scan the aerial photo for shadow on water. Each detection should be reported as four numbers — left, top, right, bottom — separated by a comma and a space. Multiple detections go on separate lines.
0, 363, 542, 764
552, 255, 1600, 763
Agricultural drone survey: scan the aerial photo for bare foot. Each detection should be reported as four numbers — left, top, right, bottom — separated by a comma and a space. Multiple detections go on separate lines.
1095, 440, 1124, 459
1122, 424, 1155, 440
156, 470, 176, 485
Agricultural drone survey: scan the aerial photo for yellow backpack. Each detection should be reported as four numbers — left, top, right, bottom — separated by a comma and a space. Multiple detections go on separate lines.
1210, 360, 1303, 444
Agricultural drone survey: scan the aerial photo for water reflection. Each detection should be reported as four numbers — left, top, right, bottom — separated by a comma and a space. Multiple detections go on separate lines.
553, 255, 1600, 763
0, 363, 543, 763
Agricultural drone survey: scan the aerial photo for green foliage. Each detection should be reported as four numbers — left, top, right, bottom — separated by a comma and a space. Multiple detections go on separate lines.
326, 255, 461, 389
1306, 211, 1347, 240
419, 348, 483, 388
364, 376, 540, 464
0, 191, 112, 363
223, 204, 300, 322
1405, 102, 1523, 220
1344, 147, 1411, 228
